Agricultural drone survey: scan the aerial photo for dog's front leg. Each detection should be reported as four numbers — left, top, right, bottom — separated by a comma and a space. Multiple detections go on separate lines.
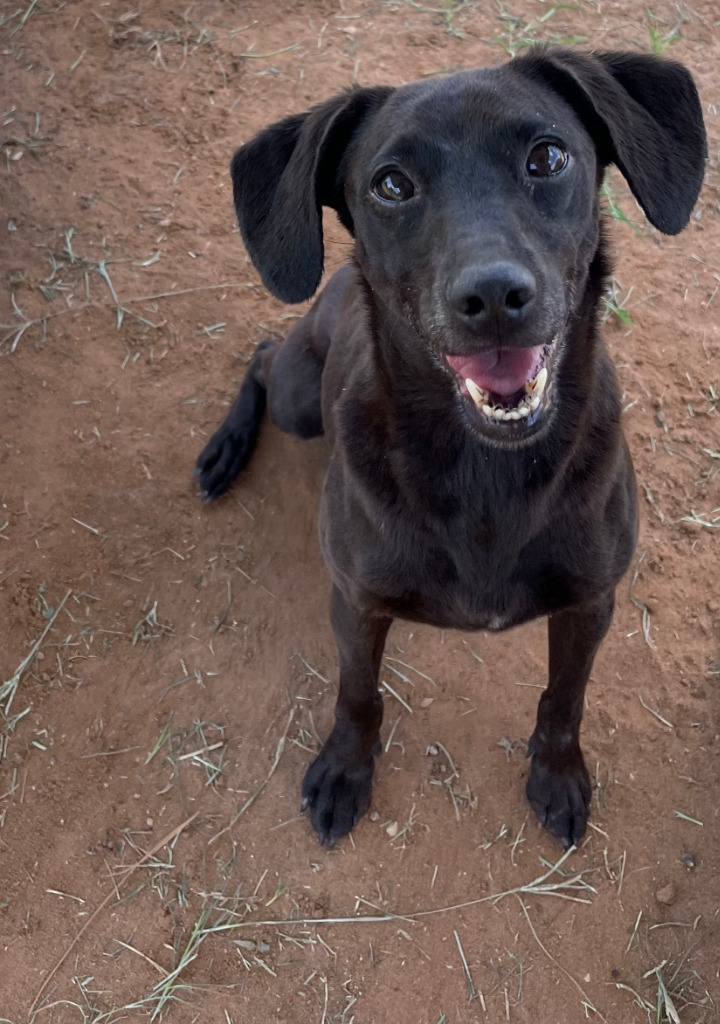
302, 586, 392, 846
526, 591, 615, 849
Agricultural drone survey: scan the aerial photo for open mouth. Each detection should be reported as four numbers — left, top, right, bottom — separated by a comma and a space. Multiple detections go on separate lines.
444, 338, 557, 429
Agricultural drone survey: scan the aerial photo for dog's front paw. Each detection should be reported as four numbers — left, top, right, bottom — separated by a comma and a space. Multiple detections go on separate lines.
301, 748, 375, 846
195, 425, 251, 501
526, 736, 591, 849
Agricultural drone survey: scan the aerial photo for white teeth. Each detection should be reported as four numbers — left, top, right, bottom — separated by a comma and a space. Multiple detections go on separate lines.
483, 403, 531, 422
465, 378, 486, 409
463, 373, 547, 425
526, 366, 548, 398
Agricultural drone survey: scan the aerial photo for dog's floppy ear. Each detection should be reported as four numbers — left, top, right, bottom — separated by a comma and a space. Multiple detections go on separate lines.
513, 48, 706, 235
231, 86, 393, 304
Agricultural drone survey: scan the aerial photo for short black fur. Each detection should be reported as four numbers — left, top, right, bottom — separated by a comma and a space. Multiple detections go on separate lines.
197, 48, 705, 848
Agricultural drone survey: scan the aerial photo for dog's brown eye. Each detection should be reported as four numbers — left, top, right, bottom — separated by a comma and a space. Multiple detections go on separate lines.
527, 142, 568, 177
372, 170, 415, 202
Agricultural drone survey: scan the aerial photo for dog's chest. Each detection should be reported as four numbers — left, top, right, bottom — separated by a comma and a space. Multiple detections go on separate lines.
320, 446, 587, 631
355, 515, 550, 630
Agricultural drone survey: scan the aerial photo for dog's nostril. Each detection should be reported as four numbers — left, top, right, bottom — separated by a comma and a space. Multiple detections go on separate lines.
463, 295, 485, 318
505, 288, 531, 311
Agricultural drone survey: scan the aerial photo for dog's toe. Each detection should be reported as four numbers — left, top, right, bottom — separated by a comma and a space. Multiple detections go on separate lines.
526, 744, 591, 849
302, 749, 374, 846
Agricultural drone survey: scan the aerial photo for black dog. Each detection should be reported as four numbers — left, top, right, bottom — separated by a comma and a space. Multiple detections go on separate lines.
197, 48, 705, 849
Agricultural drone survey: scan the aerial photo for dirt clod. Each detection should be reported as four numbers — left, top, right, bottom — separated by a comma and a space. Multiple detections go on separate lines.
655, 882, 678, 906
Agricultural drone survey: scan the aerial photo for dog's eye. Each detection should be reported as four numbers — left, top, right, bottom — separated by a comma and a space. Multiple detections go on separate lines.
527, 142, 568, 177
372, 170, 415, 203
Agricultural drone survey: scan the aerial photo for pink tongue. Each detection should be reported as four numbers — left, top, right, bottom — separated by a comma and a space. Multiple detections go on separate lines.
446, 346, 544, 398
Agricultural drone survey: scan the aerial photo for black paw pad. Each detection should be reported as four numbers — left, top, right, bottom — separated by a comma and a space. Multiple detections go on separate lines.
526, 743, 591, 849
301, 749, 375, 846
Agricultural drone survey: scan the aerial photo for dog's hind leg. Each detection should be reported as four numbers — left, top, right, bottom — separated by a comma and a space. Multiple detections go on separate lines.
196, 269, 349, 500
195, 338, 280, 500
196, 317, 329, 500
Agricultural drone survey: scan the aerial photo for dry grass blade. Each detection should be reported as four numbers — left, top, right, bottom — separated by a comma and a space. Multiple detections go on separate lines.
1, 590, 71, 719
209, 709, 294, 845
638, 695, 674, 729
28, 812, 199, 1017
629, 551, 657, 651
626, 909, 643, 954
9, 0, 39, 35
112, 939, 168, 977
644, 962, 681, 1024
680, 509, 720, 529
212, 580, 233, 633
384, 655, 438, 686
1, 283, 248, 354
204, 845, 597, 938
237, 43, 299, 58
518, 896, 606, 1021
122, 903, 221, 1021
380, 678, 413, 713
454, 929, 476, 1000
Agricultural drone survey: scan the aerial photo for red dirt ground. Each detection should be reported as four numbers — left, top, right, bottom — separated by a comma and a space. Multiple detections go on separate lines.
1, 2, 719, 1022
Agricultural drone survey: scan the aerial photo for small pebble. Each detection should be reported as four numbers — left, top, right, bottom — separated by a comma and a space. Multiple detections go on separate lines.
369, 811, 379, 822
420, 697, 434, 708
426, 744, 438, 756
386, 821, 399, 838
680, 519, 702, 535
681, 851, 696, 870
655, 882, 677, 906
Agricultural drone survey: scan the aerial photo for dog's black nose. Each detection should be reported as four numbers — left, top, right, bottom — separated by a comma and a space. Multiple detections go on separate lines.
448, 262, 536, 327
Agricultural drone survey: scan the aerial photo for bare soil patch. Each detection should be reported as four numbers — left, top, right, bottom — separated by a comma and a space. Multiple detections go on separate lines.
1, 1, 719, 1021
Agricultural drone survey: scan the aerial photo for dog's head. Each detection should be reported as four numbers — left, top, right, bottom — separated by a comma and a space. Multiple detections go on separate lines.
230, 49, 706, 443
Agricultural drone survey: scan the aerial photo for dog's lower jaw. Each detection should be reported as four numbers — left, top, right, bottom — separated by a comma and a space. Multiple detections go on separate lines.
454, 336, 558, 431
464, 360, 547, 418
